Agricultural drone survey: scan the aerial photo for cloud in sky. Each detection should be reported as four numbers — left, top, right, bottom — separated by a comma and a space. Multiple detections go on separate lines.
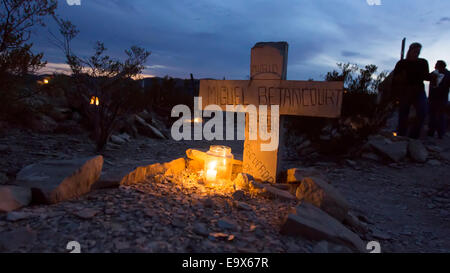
32, 0, 450, 80
436, 17, 450, 25
342, 51, 362, 58
39, 62, 72, 75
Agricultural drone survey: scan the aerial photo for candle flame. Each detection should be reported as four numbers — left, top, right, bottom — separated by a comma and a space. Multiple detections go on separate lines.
206, 160, 218, 182
208, 160, 217, 170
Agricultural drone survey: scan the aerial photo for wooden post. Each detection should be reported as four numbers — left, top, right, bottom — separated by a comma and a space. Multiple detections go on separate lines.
243, 42, 289, 183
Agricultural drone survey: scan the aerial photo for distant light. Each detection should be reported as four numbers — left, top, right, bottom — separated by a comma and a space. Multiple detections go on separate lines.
43, 79, 49, 84
90, 96, 100, 106
393, 132, 397, 137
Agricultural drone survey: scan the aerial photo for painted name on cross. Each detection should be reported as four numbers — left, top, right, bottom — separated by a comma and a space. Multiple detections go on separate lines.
200, 79, 343, 118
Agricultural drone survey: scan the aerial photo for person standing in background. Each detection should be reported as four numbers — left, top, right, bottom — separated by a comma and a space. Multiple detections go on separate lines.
392, 42, 431, 139
428, 60, 450, 139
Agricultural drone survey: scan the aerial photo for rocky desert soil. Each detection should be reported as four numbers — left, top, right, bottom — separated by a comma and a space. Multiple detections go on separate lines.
0, 128, 449, 253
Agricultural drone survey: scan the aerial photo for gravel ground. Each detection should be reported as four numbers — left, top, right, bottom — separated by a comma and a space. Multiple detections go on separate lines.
0, 129, 449, 253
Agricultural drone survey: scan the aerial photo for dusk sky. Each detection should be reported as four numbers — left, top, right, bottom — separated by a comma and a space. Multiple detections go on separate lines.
33, 0, 450, 81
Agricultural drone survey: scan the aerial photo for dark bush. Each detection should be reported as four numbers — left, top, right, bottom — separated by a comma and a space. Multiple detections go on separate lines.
285, 63, 390, 156
341, 90, 378, 118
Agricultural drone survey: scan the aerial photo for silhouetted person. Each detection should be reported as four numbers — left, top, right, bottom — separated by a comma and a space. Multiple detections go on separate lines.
392, 43, 431, 139
428, 60, 450, 139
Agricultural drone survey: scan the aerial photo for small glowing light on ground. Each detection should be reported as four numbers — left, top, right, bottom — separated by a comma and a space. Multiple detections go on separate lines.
393, 132, 397, 137
90, 96, 100, 106
203, 145, 233, 187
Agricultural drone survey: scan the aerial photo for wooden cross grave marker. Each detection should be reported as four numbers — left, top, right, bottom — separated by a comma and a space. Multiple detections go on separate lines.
199, 42, 343, 183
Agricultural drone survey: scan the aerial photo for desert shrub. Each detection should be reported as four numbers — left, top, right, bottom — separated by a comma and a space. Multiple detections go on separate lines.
0, 94, 36, 127
285, 63, 390, 155
326, 63, 388, 118
144, 76, 194, 110
0, 1, 59, 128
0, 77, 43, 127
341, 91, 378, 118
40, 74, 72, 98
52, 15, 152, 151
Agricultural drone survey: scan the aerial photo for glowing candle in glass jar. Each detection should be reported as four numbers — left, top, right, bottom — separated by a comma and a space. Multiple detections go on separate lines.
205, 161, 218, 182
206, 168, 217, 182
203, 145, 233, 185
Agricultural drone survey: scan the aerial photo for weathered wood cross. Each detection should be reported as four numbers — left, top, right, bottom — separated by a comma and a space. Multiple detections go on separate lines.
199, 42, 343, 183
